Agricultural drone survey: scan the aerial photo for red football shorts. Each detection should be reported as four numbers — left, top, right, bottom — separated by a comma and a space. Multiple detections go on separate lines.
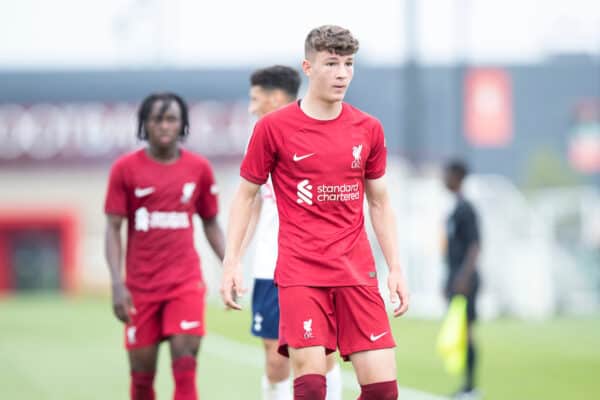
124, 287, 206, 349
278, 285, 396, 360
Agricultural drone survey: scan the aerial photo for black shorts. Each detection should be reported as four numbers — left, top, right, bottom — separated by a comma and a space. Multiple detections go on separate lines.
445, 272, 480, 323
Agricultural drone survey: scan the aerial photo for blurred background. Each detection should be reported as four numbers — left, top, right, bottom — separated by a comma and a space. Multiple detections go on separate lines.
0, 1, 599, 399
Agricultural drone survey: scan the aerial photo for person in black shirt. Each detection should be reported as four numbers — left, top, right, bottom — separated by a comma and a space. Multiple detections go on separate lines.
444, 160, 481, 400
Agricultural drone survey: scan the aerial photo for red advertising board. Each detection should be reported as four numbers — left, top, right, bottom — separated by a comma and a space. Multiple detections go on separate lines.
464, 69, 513, 147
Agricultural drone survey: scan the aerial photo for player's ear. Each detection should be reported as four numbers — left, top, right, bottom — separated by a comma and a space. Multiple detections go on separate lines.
271, 90, 285, 108
302, 59, 312, 77
269, 93, 278, 109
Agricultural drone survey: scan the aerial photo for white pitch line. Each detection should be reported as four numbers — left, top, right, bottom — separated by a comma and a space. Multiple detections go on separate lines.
203, 333, 448, 400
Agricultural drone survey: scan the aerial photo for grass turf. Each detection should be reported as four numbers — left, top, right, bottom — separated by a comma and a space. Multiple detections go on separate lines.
0, 294, 598, 399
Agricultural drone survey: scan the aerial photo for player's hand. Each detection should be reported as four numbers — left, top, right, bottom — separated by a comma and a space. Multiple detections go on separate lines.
111, 282, 135, 323
388, 269, 409, 317
220, 260, 246, 310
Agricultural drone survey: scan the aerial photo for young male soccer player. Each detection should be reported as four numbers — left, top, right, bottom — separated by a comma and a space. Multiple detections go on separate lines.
244, 65, 342, 400
222, 26, 409, 400
104, 92, 225, 400
443, 160, 482, 400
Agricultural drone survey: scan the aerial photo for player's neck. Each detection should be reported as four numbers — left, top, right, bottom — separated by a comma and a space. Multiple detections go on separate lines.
146, 145, 180, 163
300, 91, 343, 121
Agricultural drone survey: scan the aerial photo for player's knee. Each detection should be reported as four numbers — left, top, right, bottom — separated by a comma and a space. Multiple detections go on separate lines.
129, 346, 159, 372
267, 348, 288, 369
170, 335, 200, 359
266, 353, 290, 381
293, 374, 326, 399
359, 380, 398, 400
289, 347, 327, 376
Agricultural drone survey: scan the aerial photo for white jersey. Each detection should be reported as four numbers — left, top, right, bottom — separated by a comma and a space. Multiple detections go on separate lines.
252, 177, 279, 279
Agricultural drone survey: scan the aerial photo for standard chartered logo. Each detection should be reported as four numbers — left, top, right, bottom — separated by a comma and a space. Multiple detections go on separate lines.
296, 179, 313, 205
296, 179, 361, 206
134, 207, 190, 231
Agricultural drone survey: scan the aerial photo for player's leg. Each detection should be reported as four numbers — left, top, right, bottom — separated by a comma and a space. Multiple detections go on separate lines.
163, 287, 206, 400
263, 338, 292, 399
324, 354, 342, 400
462, 274, 480, 397
289, 346, 328, 399
336, 286, 398, 400
350, 349, 397, 399
125, 301, 162, 400
169, 334, 201, 400
279, 286, 337, 400
129, 345, 160, 400
252, 279, 291, 399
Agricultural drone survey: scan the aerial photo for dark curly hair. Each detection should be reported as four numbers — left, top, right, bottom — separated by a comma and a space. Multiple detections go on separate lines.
136, 92, 189, 141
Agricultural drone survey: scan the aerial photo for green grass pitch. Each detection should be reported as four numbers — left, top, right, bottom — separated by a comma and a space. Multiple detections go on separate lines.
0, 294, 598, 399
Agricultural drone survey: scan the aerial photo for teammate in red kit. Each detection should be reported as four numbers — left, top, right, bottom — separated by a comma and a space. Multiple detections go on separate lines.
105, 92, 225, 400
221, 26, 409, 400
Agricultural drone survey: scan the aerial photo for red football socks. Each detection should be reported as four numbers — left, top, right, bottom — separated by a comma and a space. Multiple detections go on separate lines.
130, 370, 155, 400
358, 380, 398, 400
293, 374, 326, 399
172, 356, 198, 400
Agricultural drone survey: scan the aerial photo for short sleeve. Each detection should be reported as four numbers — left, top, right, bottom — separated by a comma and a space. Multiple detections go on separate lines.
240, 119, 277, 184
365, 121, 387, 179
196, 162, 219, 219
462, 204, 481, 245
104, 161, 128, 216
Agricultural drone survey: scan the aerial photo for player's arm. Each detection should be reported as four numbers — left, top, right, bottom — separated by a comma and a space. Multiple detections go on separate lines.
365, 175, 409, 317
240, 194, 263, 254
201, 216, 225, 261
220, 178, 261, 310
104, 214, 134, 323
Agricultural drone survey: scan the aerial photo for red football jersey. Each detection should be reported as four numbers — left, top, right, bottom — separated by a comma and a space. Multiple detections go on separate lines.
241, 101, 387, 287
105, 148, 218, 302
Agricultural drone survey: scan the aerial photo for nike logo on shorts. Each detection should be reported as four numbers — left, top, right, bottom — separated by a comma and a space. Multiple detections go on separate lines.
370, 331, 388, 342
293, 153, 315, 162
135, 187, 155, 198
180, 320, 201, 330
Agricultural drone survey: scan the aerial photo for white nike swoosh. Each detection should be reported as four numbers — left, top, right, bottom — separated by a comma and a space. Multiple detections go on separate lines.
135, 187, 155, 198
370, 331, 388, 342
180, 320, 201, 330
293, 153, 315, 162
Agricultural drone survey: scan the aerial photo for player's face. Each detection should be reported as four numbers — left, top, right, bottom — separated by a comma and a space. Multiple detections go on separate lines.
145, 100, 182, 149
304, 51, 354, 103
248, 86, 276, 118
444, 171, 460, 192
